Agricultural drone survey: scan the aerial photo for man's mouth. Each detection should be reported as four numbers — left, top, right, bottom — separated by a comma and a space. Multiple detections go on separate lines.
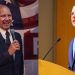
2, 20, 11, 24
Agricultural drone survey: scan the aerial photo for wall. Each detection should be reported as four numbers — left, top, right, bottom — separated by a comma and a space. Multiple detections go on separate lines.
39, 0, 54, 61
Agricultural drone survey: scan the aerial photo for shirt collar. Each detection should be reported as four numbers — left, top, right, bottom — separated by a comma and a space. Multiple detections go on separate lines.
0, 28, 6, 36
0, 28, 11, 39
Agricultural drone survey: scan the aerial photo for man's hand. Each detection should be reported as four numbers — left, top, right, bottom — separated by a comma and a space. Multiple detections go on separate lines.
8, 40, 20, 55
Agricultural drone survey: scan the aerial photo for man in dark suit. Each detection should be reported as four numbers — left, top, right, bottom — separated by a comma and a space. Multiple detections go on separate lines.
0, 4, 23, 75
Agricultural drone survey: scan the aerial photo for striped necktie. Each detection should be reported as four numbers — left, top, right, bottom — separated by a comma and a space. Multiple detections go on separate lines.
6, 31, 11, 49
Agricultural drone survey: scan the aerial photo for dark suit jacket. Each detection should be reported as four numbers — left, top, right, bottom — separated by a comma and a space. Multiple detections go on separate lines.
0, 31, 24, 75
68, 39, 75, 71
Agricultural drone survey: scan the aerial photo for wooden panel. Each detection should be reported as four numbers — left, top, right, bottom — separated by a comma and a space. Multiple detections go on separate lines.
55, 0, 75, 68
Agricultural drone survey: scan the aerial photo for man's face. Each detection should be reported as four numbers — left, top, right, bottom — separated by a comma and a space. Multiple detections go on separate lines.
71, 6, 75, 27
0, 7, 12, 30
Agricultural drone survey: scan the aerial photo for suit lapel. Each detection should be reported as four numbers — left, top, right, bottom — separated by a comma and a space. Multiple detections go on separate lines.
0, 33, 6, 52
0, 33, 5, 45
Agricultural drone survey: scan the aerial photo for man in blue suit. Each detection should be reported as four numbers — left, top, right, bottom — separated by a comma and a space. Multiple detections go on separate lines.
0, 4, 23, 75
68, 6, 75, 71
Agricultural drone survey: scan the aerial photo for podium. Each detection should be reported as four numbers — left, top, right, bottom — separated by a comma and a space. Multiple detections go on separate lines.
38, 59, 75, 75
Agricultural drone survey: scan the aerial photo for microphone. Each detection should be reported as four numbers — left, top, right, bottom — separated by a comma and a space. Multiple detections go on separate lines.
10, 20, 16, 40
43, 38, 61, 60
10, 28, 16, 40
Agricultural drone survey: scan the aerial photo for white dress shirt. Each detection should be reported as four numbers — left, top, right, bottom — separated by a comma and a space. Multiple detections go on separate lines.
0, 28, 13, 43
73, 38, 75, 58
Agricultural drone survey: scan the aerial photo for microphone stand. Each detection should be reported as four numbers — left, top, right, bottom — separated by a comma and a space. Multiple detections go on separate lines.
43, 38, 61, 60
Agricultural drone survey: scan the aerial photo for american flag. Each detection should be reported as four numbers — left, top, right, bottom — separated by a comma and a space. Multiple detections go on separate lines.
0, 0, 38, 60
0, 0, 38, 29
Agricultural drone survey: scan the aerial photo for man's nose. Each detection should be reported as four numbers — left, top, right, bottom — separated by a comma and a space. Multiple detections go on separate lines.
5, 16, 10, 20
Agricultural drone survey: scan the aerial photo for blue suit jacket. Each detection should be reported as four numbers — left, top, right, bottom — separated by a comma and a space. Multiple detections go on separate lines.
68, 39, 75, 71
0, 32, 23, 75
